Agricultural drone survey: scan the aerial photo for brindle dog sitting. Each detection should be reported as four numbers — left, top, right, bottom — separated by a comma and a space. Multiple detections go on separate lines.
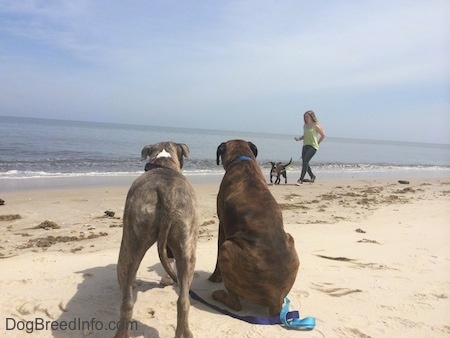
115, 142, 198, 338
209, 140, 299, 316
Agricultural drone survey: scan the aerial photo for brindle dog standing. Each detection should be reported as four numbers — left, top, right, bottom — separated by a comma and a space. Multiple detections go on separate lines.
209, 140, 299, 316
115, 142, 198, 338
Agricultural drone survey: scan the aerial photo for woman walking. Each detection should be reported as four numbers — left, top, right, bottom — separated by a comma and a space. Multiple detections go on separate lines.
294, 110, 325, 185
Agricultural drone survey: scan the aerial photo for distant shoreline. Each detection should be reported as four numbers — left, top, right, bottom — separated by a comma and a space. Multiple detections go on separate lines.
0, 174, 226, 193
1, 169, 449, 193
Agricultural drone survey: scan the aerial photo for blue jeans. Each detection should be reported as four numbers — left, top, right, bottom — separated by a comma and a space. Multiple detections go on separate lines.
300, 145, 317, 181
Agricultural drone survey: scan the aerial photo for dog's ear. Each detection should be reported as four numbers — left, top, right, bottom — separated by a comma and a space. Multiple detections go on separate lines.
177, 143, 190, 158
175, 143, 190, 169
248, 142, 258, 158
216, 142, 226, 165
141, 145, 154, 160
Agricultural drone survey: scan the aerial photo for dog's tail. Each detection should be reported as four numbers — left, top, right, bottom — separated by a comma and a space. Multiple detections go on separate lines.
157, 222, 178, 284
282, 158, 293, 171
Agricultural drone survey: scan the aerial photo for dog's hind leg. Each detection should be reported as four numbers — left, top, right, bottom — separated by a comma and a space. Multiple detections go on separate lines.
211, 240, 243, 312
209, 222, 225, 283
115, 237, 155, 338
212, 289, 242, 312
173, 252, 196, 338
268, 297, 284, 317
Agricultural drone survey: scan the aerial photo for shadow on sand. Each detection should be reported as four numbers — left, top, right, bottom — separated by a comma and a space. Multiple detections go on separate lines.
51, 261, 263, 338
52, 263, 159, 338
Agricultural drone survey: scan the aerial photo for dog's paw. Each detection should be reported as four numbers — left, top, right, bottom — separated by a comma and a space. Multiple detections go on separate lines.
113, 330, 130, 338
212, 290, 242, 311
160, 274, 174, 286
208, 273, 222, 283
212, 289, 227, 302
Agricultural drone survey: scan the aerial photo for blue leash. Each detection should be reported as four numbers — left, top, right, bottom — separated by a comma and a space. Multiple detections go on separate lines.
279, 297, 316, 329
189, 290, 315, 330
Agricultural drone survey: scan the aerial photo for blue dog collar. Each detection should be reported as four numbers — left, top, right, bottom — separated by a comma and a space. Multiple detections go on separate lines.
226, 155, 254, 169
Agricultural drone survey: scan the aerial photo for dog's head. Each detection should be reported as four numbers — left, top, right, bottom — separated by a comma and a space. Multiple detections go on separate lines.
141, 142, 190, 171
270, 161, 282, 174
216, 140, 258, 169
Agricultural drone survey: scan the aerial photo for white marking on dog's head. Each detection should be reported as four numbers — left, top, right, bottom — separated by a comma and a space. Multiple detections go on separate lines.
156, 149, 172, 158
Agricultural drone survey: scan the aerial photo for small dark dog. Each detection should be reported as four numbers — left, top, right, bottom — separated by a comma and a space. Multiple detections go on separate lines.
269, 158, 292, 184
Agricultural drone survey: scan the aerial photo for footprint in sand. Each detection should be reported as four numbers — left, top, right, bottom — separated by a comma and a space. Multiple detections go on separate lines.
13, 299, 55, 319
338, 327, 372, 338
292, 289, 310, 298
311, 282, 362, 297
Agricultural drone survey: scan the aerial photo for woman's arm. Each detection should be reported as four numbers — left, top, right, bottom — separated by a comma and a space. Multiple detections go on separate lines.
316, 124, 325, 145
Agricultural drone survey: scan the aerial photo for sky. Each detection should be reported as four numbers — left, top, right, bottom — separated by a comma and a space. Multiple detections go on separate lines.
0, 1, 449, 144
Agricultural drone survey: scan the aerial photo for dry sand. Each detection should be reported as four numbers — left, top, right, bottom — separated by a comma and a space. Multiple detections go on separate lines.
0, 177, 449, 337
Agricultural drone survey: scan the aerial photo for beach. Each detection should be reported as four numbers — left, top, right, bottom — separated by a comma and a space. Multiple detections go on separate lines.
0, 176, 449, 337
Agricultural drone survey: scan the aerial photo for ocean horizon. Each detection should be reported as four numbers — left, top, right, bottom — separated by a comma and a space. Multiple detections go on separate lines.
1, 116, 449, 189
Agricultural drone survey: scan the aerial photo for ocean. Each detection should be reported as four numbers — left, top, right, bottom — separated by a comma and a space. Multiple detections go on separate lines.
1, 116, 449, 185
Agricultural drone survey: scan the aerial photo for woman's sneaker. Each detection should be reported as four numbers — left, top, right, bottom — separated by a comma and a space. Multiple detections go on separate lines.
295, 179, 302, 186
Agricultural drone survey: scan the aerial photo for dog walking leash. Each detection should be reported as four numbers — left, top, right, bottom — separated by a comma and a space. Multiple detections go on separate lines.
189, 290, 315, 330
279, 297, 316, 329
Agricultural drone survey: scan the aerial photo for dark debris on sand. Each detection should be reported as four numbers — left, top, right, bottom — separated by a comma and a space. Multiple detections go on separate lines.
0, 214, 22, 221
32, 220, 61, 230
17, 232, 108, 249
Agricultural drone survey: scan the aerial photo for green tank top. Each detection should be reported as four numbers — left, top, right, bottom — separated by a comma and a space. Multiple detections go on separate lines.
303, 125, 319, 150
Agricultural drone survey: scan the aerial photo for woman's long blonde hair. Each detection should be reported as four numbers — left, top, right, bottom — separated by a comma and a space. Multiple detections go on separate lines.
304, 110, 318, 124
